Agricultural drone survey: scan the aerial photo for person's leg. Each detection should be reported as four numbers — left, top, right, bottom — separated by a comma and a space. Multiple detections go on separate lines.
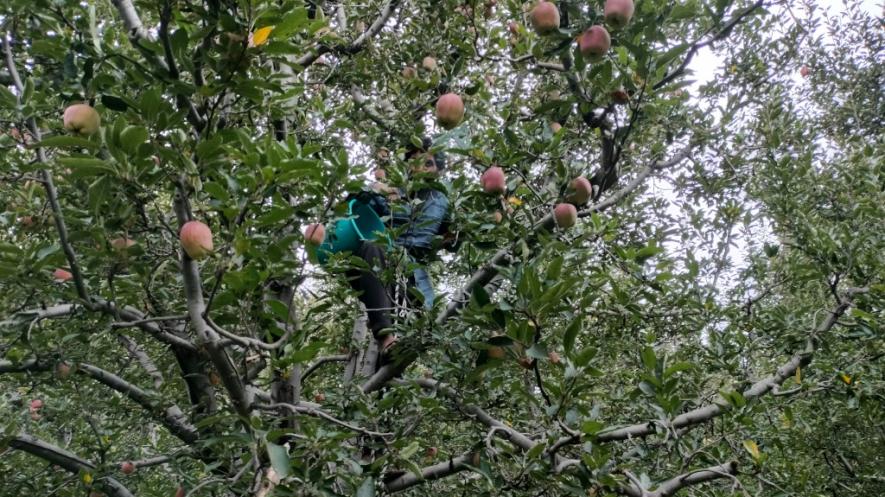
347, 241, 396, 348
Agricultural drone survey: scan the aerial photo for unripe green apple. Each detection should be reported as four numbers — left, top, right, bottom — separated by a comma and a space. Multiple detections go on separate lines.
63, 104, 101, 136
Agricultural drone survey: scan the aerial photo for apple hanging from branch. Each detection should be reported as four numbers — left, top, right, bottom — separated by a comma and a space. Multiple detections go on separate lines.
553, 203, 577, 228
604, 0, 635, 29
480, 166, 506, 195
63, 104, 101, 136
179, 221, 214, 260
578, 25, 611, 61
530, 1, 560, 34
435, 93, 465, 129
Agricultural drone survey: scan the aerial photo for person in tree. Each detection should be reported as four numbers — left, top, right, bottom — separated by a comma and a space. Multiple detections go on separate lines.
346, 137, 455, 357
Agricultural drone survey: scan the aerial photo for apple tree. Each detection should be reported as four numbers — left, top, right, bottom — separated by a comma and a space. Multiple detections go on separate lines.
1, 0, 882, 496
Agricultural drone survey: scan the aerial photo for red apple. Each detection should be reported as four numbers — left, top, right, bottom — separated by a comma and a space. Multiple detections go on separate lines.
314, 392, 325, 403
63, 104, 101, 136
120, 461, 136, 475
508, 22, 520, 35
20, 215, 35, 228
566, 176, 593, 205
604, 0, 635, 29
550, 121, 562, 133
518, 357, 534, 369
422, 56, 437, 71
53, 268, 73, 282
304, 223, 326, 245
548, 351, 561, 364
553, 203, 577, 228
402, 66, 417, 79
800, 65, 810, 77
426, 446, 438, 458
530, 1, 560, 34
480, 166, 506, 195
175, 487, 185, 497
179, 221, 213, 260
578, 25, 611, 60
436, 93, 465, 129
373, 168, 386, 180
490, 210, 503, 224
29, 399, 43, 411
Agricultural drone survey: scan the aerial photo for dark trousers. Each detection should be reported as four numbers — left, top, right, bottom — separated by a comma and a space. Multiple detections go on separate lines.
347, 241, 395, 339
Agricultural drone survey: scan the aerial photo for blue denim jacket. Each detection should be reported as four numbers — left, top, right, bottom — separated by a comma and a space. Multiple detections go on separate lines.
362, 188, 449, 308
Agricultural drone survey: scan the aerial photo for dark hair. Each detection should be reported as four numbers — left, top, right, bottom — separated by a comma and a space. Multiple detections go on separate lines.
405, 136, 447, 171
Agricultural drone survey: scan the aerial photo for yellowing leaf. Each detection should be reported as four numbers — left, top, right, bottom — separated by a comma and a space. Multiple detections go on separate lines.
743, 439, 761, 461
250, 26, 274, 47
82, 473, 93, 485
795, 366, 801, 384
840, 373, 852, 385
507, 196, 523, 207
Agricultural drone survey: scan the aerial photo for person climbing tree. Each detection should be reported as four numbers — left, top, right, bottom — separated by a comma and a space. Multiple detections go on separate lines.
345, 137, 453, 358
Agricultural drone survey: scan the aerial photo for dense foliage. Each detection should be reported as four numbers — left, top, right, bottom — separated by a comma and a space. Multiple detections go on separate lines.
1, 0, 882, 496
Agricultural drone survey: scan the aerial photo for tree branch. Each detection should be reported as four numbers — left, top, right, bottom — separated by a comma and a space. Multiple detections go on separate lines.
9, 434, 134, 497
76, 363, 199, 443
257, 402, 392, 438
292, 0, 400, 67
621, 462, 739, 497
653, 1, 766, 91
383, 453, 475, 493
3, 33, 94, 307
554, 289, 865, 447
172, 189, 252, 418
301, 354, 349, 382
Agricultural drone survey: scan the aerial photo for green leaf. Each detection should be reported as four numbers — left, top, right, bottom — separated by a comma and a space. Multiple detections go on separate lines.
563, 317, 581, 355
546, 256, 563, 281
640, 346, 657, 371
663, 362, 693, 378
36, 136, 100, 150
120, 126, 149, 154
635, 245, 662, 264
356, 477, 375, 497
526, 443, 545, 459
526, 343, 548, 359
581, 420, 604, 435
266, 442, 290, 478
101, 94, 131, 112
58, 157, 116, 176
0, 85, 17, 107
